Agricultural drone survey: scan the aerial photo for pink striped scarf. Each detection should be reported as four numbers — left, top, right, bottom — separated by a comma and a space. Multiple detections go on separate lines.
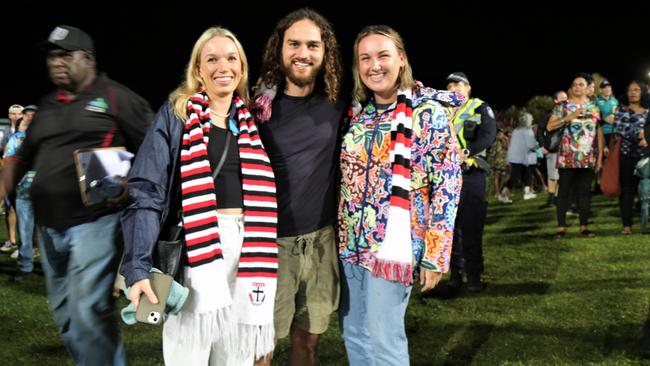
179, 91, 277, 358
372, 89, 415, 285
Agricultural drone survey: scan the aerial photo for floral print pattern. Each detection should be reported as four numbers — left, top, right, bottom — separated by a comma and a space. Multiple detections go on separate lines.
553, 101, 601, 169
615, 107, 647, 158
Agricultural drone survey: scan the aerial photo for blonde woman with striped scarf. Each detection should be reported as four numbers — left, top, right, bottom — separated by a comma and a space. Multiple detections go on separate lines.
121, 27, 277, 365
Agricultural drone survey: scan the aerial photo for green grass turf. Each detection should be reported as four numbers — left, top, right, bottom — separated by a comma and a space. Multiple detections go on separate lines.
1, 194, 650, 365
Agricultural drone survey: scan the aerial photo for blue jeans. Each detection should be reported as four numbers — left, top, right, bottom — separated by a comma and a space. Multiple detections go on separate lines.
16, 198, 35, 273
339, 261, 412, 366
39, 212, 125, 366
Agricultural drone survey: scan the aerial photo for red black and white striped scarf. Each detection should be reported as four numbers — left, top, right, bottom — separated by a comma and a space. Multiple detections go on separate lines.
372, 89, 415, 285
179, 91, 277, 358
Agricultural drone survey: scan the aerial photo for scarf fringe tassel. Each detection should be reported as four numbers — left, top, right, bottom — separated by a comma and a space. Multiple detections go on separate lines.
372, 258, 413, 286
235, 322, 275, 360
165, 310, 274, 360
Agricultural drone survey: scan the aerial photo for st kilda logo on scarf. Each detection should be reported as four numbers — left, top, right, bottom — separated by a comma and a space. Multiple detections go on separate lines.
249, 282, 266, 306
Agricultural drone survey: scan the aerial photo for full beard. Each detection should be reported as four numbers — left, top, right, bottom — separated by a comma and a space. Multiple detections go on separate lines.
282, 62, 321, 87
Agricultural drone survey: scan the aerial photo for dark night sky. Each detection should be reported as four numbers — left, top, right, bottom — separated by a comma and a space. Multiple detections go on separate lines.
4, 1, 650, 112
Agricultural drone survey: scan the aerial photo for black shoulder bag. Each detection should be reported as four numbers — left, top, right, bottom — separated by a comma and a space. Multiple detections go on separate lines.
543, 103, 568, 153
153, 132, 232, 282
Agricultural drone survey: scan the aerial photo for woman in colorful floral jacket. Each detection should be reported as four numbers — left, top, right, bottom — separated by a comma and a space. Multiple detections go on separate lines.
337, 25, 463, 366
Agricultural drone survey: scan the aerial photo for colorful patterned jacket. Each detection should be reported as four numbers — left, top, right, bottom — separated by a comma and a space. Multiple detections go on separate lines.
338, 87, 463, 276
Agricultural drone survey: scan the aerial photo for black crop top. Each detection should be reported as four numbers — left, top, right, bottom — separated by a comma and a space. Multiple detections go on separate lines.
207, 125, 243, 209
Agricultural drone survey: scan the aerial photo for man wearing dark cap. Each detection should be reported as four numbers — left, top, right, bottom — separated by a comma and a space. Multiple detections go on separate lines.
2, 25, 153, 365
446, 72, 496, 292
22, 104, 38, 114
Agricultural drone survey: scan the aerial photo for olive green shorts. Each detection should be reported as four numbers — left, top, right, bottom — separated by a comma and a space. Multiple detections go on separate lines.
274, 225, 340, 339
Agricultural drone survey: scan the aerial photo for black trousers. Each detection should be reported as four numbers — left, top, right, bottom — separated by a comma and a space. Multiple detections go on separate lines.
451, 168, 487, 276
506, 163, 532, 189
620, 155, 641, 227
556, 168, 594, 226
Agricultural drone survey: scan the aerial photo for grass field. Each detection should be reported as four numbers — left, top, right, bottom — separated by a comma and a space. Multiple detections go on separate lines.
1, 194, 650, 365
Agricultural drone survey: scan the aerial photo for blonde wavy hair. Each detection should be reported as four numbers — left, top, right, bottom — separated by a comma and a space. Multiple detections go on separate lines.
170, 27, 249, 119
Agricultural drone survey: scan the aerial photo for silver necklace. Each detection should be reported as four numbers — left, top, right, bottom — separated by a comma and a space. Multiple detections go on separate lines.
209, 110, 229, 118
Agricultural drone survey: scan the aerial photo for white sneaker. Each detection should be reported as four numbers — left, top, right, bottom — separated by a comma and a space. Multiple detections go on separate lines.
498, 194, 513, 203
10, 249, 18, 260
0, 241, 17, 253
523, 192, 537, 200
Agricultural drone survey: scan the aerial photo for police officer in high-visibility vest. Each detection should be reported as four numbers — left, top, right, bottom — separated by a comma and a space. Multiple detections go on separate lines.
445, 72, 496, 292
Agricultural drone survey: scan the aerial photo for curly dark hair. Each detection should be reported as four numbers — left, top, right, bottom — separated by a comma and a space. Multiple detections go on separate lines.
259, 8, 342, 102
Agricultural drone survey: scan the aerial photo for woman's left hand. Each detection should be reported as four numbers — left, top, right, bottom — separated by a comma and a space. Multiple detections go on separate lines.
419, 269, 443, 292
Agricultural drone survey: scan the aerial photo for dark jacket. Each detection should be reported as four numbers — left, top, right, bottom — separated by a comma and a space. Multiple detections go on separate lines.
120, 103, 184, 286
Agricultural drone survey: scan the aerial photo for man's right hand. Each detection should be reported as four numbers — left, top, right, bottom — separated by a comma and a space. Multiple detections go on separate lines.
128, 278, 158, 308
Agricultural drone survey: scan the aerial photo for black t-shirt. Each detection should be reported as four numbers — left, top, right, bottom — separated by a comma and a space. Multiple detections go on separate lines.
258, 92, 346, 237
15, 74, 152, 230
207, 125, 243, 209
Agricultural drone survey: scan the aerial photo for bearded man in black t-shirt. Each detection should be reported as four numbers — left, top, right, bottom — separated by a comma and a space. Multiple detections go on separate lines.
251, 8, 346, 366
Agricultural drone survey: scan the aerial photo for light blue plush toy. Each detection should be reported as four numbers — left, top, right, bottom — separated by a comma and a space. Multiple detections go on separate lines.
120, 268, 189, 325
635, 157, 650, 234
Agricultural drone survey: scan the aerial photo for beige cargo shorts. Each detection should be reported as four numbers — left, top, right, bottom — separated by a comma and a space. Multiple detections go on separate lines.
274, 225, 341, 339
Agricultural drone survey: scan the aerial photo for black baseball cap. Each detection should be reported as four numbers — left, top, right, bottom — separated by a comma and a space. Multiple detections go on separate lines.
22, 105, 38, 113
446, 72, 470, 85
600, 80, 611, 88
42, 25, 94, 53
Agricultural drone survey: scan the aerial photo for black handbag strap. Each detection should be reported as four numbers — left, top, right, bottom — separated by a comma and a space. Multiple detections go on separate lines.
212, 131, 231, 181
168, 131, 232, 240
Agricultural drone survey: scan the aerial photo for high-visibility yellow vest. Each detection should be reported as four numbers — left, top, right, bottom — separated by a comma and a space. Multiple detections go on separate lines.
452, 98, 484, 150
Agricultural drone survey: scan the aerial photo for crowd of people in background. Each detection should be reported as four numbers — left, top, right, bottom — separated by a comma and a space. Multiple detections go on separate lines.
3, 7, 650, 366
485, 73, 650, 238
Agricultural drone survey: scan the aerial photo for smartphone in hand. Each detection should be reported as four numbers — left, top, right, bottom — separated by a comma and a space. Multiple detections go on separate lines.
135, 272, 173, 325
